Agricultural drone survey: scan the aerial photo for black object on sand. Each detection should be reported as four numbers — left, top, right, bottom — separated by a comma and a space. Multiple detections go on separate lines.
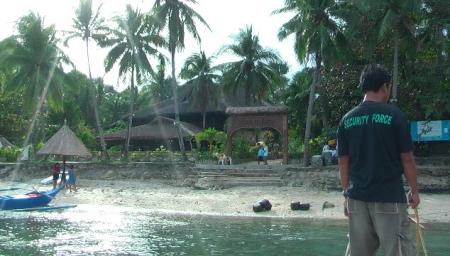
291, 201, 311, 211
253, 199, 272, 212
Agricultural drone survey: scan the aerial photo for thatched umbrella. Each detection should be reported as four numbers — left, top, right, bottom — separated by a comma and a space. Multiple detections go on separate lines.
37, 123, 91, 175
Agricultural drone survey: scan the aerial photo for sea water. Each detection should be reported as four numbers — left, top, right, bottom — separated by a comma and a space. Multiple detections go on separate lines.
0, 205, 449, 255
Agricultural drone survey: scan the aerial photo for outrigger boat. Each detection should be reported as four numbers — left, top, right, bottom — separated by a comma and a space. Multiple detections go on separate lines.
0, 187, 61, 210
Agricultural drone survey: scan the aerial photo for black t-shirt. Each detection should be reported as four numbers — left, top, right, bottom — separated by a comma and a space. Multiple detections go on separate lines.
337, 101, 413, 203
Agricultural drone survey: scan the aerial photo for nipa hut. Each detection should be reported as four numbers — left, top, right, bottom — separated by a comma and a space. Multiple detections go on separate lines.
103, 116, 202, 150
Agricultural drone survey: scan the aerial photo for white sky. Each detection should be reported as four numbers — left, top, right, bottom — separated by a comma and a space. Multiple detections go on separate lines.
0, 0, 299, 91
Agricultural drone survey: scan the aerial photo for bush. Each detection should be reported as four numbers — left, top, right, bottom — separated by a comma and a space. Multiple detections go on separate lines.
152, 145, 170, 156
309, 135, 327, 156
108, 145, 122, 152
288, 136, 303, 159
0, 147, 21, 162
232, 136, 255, 159
195, 128, 226, 153
76, 123, 97, 150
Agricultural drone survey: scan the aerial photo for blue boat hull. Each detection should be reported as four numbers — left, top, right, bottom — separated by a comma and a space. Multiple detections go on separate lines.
0, 187, 61, 210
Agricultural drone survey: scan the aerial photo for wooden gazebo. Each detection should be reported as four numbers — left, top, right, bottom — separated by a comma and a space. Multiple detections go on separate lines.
225, 106, 289, 164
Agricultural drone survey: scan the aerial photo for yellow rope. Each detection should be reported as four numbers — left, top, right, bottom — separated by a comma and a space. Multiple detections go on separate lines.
414, 208, 428, 256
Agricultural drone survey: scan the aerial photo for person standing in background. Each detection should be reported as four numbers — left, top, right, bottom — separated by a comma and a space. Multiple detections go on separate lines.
263, 144, 269, 165
257, 143, 264, 165
51, 163, 60, 189
66, 164, 77, 192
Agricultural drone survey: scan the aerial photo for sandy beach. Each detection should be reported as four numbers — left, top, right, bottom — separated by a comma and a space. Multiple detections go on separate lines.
2, 177, 448, 223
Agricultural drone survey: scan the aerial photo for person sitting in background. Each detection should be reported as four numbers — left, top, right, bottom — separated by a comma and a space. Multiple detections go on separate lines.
226, 156, 232, 165
322, 141, 333, 166
331, 145, 338, 164
215, 152, 225, 165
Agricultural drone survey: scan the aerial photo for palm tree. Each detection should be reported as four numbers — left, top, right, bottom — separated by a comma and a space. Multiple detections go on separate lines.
220, 26, 287, 105
275, 0, 347, 166
142, 56, 173, 104
65, 0, 110, 159
350, 0, 420, 103
151, 0, 210, 158
0, 13, 74, 150
102, 5, 163, 159
180, 51, 219, 129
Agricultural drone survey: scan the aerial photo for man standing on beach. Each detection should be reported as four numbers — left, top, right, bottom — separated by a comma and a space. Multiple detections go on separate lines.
337, 64, 420, 255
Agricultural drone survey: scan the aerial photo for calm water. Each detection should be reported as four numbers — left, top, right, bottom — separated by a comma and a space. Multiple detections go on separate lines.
0, 205, 449, 256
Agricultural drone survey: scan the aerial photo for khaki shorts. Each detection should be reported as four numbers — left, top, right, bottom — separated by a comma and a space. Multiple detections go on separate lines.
345, 199, 414, 256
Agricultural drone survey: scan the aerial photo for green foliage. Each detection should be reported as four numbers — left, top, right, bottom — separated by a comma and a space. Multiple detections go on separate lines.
152, 0, 210, 52
282, 69, 313, 137
195, 128, 226, 151
0, 12, 74, 112
98, 84, 129, 127
219, 26, 288, 104
180, 51, 220, 128
308, 135, 327, 156
232, 135, 255, 159
75, 123, 97, 149
101, 5, 164, 157
105, 120, 127, 135
275, 0, 350, 66
152, 145, 170, 156
288, 133, 303, 159
108, 145, 122, 153
0, 147, 21, 162
140, 57, 173, 105
322, 64, 363, 127
0, 92, 28, 144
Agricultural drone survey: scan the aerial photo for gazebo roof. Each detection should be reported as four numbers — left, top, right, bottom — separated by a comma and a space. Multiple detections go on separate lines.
37, 125, 92, 157
104, 116, 202, 141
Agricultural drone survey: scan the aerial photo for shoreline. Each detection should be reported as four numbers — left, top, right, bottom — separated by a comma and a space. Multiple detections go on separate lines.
1, 178, 449, 223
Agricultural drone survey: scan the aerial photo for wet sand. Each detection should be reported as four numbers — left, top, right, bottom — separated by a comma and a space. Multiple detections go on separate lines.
2, 178, 447, 223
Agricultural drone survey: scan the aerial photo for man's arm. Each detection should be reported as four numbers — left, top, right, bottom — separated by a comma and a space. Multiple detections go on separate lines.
339, 155, 350, 216
400, 152, 420, 208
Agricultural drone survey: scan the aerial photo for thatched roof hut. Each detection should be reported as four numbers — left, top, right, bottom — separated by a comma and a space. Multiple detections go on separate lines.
37, 125, 91, 157
0, 135, 14, 148
128, 81, 257, 130
104, 116, 202, 142
225, 106, 288, 115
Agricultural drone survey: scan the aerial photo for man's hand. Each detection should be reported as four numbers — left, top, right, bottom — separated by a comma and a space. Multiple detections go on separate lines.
408, 190, 420, 209
344, 197, 349, 217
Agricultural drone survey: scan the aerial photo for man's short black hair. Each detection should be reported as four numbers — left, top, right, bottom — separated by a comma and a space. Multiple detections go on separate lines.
359, 64, 390, 93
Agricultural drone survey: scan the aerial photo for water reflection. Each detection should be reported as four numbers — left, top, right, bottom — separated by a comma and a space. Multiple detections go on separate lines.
0, 205, 449, 255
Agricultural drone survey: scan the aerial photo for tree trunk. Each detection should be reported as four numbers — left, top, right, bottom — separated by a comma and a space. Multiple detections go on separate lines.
391, 34, 399, 104
27, 62, 56, 159
124, 65, 135, 160
303, 52, 321, 167
170, 46, 187, 159
245, 84, 250, 105
202, 111, 206, 129
202, 80, 209, 129
86, 39, 109, 160
317, 85, 329, 133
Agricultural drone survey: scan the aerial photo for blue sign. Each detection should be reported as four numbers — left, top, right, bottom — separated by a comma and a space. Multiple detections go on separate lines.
410, 120, 450, 142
